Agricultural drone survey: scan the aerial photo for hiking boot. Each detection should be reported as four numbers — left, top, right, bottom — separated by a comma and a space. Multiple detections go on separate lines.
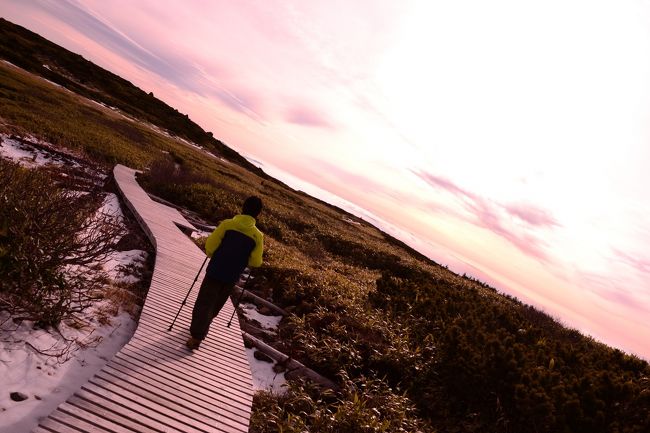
186, 337, 201, 351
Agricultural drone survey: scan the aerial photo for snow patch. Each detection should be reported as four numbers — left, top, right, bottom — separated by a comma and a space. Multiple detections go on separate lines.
104, 250, 148, 284
190, 229, 213, 239
0, 135, 81, 170
245, 348, 286, 394
99, 193, 124, 223
0, 137, 55, 168
240, 303, 282, 331
0, 308, 136, 433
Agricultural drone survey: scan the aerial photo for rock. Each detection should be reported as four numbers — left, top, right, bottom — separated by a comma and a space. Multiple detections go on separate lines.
34, 395, 42, 401
257, 306, 273, 316
253, 350, 274, 363
10, 392, 28, 402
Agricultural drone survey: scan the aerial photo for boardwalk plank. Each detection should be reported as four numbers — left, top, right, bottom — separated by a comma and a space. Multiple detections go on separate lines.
49, 411, 118, 433
106, 355, 251, 415
57, 403, 137, 433
67, 396, 162, 433
114, 347, 253, 404
81, 382, 212, 433
72, 390, 186, 433
39, 418, 87, 433
102, 363, 250, 426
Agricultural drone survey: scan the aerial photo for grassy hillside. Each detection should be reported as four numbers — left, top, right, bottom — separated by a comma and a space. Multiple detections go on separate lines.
0, 18, 265, 176
1, 19, 649, 433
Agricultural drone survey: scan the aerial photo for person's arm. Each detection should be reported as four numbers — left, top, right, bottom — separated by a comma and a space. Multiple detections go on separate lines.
248, 233, 263, 267
205, 221, 227, 257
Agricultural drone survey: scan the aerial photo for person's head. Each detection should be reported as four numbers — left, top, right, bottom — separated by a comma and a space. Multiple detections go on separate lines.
242, 196, 263, 218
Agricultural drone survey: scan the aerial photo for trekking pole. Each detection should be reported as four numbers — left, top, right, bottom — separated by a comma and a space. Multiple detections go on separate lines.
168, 255, 209, 331
227, 272, 252, 328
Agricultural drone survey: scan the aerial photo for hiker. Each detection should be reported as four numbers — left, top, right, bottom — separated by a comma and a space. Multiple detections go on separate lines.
186, 196, 264, 350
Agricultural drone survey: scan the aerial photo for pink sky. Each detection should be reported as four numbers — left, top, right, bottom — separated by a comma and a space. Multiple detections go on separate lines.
2, 0, 650, 359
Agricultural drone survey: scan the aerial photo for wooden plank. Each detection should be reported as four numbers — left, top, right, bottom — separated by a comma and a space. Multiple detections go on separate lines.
98, 366, 249, 431
128, 329, 252, 375
48, 409, 119, 432
80, 382, 213, 433
90, 372, 228, 431
39, 418, 86, 433
32, 427, 56, 433
71, 391, 181, 433
106, 355, 251, 415
66, 396, 162, 433
114, 346, 253, 404
121, 337, 253, 390
102, 362, 250, 424
57, 403, 137, 433
109, 352, 252, 409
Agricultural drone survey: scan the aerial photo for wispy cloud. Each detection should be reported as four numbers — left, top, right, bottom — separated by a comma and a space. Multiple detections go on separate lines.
612, 249, 650, 275
413, 170, 556, 261
503, 203, 560, 228
285, 106, 334, 128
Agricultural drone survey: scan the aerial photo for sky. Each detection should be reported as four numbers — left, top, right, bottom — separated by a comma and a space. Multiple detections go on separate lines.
2, 0, 650, 359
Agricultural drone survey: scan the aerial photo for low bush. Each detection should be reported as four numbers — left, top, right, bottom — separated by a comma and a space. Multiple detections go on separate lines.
249, 373, 429, 433
0, 159, 124, 325
139, 157, 239, 223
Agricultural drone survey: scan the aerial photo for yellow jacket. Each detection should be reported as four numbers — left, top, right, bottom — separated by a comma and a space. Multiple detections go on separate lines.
205, 214, 263, 268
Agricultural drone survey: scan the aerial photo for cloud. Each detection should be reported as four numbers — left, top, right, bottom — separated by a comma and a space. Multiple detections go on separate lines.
285, 106, 334, 128
612, 249, 650, 275
503, 203, 560, 228
19, 0, 266, 120
415, 171, 475, 199
413, 170, 553, 261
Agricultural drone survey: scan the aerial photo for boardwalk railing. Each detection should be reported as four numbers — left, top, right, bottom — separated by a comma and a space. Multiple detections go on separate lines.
35, 164, 254, 433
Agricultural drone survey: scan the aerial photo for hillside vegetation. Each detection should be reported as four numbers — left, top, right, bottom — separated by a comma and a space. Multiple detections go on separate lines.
1, 19, 649, 433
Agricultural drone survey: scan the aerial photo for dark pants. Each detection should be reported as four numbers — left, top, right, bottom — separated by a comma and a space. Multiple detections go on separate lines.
190, 275, 234, 340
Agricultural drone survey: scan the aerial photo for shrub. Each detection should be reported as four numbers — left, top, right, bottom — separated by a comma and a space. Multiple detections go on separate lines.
0, 159, 125, 325
250, 373, 429, 433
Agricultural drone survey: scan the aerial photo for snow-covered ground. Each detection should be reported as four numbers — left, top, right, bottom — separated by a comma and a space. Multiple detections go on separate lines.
245, 347, 286, 394
239, 302, 287, 394
240, 302, 283, 331
0, 135, 77, 169
0, 308, 136, 433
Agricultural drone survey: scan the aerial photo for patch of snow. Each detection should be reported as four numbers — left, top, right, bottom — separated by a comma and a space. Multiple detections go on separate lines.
42, 64, 51, 71
99, 193, 124, 223
0, 135, 81, 170
104, 250, 148, 284
343, 217, 361, 226
0, 307, 136, 433
190, 229, 212, 239
239, 303, 282, 331
0, 137, 53, 168
245, 348, 286, 394
40, 78, 62, 89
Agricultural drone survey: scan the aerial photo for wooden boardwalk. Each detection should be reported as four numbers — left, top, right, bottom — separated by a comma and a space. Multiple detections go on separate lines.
34, 165, 254, 433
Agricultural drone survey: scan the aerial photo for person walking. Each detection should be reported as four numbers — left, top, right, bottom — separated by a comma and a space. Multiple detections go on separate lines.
186, 196, 264, 350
